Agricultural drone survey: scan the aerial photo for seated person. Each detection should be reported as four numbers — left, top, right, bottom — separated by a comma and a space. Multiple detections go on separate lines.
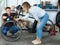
2, 7, 20, 35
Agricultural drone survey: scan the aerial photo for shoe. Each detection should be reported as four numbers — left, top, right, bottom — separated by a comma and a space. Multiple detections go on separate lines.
32, 40, 41, 45
7, 31, 12, 36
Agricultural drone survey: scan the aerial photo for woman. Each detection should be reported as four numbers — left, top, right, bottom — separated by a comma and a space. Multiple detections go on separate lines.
18, 2, 49, 44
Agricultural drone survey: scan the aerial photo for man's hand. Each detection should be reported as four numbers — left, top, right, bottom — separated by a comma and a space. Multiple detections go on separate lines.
2, 16, 7, 19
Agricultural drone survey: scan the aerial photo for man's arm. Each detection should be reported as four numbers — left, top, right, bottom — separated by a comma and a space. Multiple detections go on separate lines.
2, 16, 7, 19
2, 14, 7, 23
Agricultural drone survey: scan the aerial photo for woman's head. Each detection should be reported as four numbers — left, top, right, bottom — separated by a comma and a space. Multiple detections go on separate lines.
22, 2, 31, 13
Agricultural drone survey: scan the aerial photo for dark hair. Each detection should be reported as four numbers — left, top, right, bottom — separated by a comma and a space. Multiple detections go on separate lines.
5, 7, 11, 10
22, 2, 31, 8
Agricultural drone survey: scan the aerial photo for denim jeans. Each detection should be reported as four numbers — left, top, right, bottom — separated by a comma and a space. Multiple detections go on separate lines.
36, 13, 49, 39
2, 25, 20, 35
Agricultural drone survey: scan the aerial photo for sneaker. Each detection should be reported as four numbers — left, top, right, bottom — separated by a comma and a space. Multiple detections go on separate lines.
32, 40, 41, 45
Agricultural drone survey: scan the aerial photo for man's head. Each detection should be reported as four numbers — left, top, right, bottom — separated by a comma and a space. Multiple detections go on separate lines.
5, 7, 11, 15
22, 2, 31, 13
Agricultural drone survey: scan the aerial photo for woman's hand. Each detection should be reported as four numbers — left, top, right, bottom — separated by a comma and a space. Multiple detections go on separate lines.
15, 18, 20, 21
15, 17, 23, 21
38, 19, 40, 24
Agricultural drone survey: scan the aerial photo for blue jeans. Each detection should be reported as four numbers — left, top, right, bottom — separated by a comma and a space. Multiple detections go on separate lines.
2, 25, 20, 35
36, 13, 49, 39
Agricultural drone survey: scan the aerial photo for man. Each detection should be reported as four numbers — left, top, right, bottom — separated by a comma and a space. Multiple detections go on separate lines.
2, 7, 20, 35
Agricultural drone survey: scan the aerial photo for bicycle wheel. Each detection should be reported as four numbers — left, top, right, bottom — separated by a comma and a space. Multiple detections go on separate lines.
1, 20, 22, 42
43, 19, 54, 33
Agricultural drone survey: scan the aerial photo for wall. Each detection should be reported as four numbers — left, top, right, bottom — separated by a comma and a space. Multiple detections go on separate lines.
46, 11, 58, 24
0, 0, 6, 26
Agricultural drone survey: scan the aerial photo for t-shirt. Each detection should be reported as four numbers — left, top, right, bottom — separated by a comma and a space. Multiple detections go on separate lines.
2, 13, 17, 27
29, 6, 46, 20
2, 13, 17, 22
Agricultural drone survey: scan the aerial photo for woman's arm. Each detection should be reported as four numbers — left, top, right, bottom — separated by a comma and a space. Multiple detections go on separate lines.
15, 13, 30, 21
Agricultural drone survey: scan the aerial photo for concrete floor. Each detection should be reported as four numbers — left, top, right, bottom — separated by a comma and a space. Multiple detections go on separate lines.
0, 31, 60, 45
